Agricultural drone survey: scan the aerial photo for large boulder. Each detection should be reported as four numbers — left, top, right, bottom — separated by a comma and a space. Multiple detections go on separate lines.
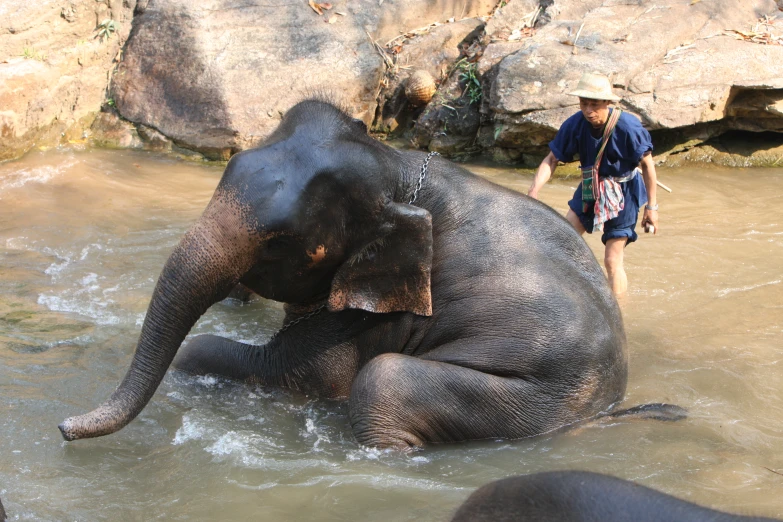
482, 0, 783, 164
0, 0, 137, 161
110, 0, 496, 159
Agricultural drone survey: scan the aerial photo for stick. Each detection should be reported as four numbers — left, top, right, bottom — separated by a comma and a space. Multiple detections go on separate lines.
657, 180, 673, 193
571, 22, 585, 53
365, 29, 394, 69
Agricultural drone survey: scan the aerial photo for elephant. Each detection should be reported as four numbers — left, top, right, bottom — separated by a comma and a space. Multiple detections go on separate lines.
450, 471, 780, 522
59, 99, 680, 449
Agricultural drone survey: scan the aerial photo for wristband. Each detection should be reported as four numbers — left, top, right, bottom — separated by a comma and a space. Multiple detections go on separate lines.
645, 204, 659, 211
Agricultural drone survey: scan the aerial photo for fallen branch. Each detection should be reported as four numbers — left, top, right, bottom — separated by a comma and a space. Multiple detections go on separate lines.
724, 28, 782, 45
524, 6, 541, 29
572, 21, 585, 53
384, 22, 442, 48
365, 29, 394, 70
724, 15, 783, 46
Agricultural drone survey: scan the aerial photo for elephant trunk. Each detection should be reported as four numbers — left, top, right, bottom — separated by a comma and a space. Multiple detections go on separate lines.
59, 195, 260, 441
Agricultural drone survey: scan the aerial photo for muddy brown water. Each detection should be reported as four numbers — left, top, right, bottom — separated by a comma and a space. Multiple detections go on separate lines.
0, 148, 781, 521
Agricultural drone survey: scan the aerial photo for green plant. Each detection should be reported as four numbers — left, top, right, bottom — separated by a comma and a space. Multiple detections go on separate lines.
22, 47, 46, 61
106, 98, 116, 107
96, 19, 117, 42
456, 59, 482, 105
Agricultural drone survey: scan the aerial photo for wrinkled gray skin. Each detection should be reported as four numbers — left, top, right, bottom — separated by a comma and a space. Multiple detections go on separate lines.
451, 471, 780, 522
60, 100, 629, 449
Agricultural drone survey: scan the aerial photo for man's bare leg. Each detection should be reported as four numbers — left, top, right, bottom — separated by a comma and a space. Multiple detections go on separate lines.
604, 237, 629, 295
566, 210, 628, 295
565, 209, 587, 235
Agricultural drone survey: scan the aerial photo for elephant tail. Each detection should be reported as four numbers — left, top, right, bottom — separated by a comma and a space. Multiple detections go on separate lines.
600, 403, 688, 422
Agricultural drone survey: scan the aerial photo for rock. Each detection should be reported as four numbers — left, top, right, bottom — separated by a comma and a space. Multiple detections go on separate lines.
110, 0, 495, 159
90, 111, 143, 149
0, 0, 137, 161
484, 0, 783, 161
136, 124, 173, 152
2, 0, 783, 165
410, 62, 483, 154
663, 130, 783, 167
484, 0, 541, 42
375, 18, 485, 134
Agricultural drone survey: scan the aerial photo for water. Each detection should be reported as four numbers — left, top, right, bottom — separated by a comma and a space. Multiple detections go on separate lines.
0, 149, 781, 520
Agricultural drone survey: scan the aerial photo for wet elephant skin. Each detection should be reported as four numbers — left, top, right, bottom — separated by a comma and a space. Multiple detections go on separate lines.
450, 471, 780, 522
60, 99, 632, 449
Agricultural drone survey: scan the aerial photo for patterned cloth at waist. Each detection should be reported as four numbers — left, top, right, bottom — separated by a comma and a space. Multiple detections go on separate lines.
591, 168, 641, 231
600, 168, 639, 183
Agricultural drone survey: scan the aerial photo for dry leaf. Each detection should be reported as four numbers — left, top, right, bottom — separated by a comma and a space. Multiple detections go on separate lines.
308, 0, 323, 15
317, 2, 332, 9
327, 15, 337, 23
690, 0, 701, 4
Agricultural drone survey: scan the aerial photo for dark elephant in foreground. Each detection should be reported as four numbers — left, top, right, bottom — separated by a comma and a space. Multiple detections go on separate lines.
451, 471, 779, 522
60, 100, 677, 449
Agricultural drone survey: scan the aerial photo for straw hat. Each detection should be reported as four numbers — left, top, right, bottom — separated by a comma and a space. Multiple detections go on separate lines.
568, 72, 620, 101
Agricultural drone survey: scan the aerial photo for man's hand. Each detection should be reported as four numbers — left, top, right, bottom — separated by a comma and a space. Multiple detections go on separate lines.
642, 208, 658, 234
529, 151, 558, 200
639, 152, 659, 234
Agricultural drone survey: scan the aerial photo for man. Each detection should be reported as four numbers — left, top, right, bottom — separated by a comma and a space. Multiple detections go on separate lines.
527, 72, 659, 295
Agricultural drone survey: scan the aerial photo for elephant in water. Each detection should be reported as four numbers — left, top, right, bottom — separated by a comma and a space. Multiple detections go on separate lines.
450, 471, 779, 521
59, 100, 680, 449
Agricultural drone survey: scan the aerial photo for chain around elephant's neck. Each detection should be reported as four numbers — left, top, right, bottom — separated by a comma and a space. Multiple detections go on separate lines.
408, 151, 440, 205
270, 303, 326, 341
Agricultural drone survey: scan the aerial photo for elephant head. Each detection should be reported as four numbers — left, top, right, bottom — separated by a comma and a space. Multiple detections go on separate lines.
59, 100, 434, 440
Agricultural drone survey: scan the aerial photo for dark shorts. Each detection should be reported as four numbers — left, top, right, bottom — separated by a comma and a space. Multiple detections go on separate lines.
568, 172, 648, 245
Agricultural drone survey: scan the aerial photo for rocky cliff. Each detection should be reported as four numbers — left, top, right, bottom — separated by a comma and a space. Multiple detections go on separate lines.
0, 0, 137, 161
2, 0, 783, 166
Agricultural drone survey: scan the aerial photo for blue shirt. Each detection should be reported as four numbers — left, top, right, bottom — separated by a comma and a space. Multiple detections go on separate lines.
549, 109, 653, 178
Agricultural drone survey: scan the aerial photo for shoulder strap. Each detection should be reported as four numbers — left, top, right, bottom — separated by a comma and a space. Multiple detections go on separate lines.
594, 108, 622, 169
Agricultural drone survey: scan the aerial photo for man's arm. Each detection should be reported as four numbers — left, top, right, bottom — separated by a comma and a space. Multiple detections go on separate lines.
528, 151, 559, 199
639, 151, 658, 233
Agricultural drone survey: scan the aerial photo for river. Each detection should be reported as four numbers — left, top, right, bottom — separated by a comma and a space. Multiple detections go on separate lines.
0, 148, 781, 520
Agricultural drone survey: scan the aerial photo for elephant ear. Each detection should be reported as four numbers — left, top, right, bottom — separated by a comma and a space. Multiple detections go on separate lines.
328, 202, 433, 316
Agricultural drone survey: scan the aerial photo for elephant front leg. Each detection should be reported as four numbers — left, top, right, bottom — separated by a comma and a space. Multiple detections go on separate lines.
172, 334, 261, 381
348, 353, 582, 450
172, 334, 359, 398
